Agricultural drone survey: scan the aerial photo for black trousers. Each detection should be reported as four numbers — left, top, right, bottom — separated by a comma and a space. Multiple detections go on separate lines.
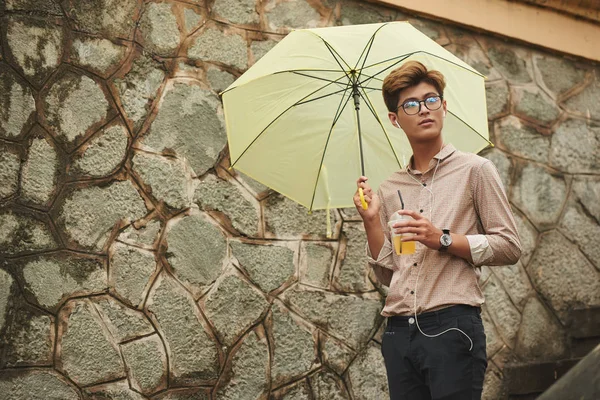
381, 305, 487, 400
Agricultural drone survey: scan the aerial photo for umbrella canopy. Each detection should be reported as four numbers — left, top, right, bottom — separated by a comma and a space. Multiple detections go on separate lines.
222, 21, 491, 211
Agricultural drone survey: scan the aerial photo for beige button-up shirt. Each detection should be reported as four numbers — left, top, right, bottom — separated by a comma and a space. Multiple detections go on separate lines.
367, 144, 521, 316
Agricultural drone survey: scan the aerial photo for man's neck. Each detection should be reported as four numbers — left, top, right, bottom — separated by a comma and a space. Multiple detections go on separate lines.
410, 137, 444, 172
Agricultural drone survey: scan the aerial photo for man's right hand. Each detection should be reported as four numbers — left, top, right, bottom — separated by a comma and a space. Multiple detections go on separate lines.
354, 176, 380, 222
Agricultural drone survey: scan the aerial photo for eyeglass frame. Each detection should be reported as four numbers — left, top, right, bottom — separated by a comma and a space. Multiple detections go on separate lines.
396, 95, 444, 115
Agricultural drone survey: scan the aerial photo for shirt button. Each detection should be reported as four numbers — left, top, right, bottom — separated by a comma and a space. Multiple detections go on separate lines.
413, 263, 417, 267
409, 317, 415, 324
422, 183, 427, 187
410, 290, 414, 294
419, 209, 423, 213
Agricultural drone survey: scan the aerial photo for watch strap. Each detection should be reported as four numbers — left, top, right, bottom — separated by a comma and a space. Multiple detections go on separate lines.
439, 229, 451, 251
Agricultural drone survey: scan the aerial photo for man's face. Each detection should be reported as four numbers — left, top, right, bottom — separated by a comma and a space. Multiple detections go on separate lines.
388, 82, 447, 143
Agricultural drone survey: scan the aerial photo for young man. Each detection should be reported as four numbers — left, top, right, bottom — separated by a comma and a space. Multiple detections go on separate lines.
354, 61, 521, 400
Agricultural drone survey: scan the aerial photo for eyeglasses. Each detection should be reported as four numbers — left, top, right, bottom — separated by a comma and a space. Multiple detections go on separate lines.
398, 95, 443, 115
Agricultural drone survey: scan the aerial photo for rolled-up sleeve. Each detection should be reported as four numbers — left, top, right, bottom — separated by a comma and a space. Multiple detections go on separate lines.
472, 161, 522, 266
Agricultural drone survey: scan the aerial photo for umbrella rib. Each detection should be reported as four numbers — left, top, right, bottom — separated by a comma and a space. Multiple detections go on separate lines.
230, 76, 349, 168
357, 86, 403, 169
360, 51, 485, 80
308, 82, 355, 211
447, 110, 493, 147
355, 23, 389, 80
291, 71, 349, 86
296, 87, 354, 106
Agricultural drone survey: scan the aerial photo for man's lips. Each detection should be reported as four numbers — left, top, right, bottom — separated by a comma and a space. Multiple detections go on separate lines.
419, 118, 434, 125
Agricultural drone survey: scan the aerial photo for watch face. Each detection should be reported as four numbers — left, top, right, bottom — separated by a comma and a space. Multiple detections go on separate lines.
441, 234, 452, 246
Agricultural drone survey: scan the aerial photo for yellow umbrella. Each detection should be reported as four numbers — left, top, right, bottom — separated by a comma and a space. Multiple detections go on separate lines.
222, 21, 491, 213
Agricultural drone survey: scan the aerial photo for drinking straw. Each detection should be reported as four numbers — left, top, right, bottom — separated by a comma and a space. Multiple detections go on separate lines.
397, 189, 404, 210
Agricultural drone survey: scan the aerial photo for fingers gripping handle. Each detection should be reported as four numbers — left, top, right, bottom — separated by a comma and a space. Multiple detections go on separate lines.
358, 187, 368, 210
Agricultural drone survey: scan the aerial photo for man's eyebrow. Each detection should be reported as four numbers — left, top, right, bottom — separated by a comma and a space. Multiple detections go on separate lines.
400, 92, 439, 103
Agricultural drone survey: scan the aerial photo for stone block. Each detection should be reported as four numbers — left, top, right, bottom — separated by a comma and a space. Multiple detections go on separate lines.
215, 330, 269, 400
165, 211, 227, 295
515, 296, 567, 360
309, 370, 348, 399
21, 134, 59, 206
250, 39, 278, 64
347, 342, 389, 399
320, 332, 355, 375
113, 53, 165, 132
485, 80, 509, 119
264, 194, 338, 239
492, 261, 532, 311
338, 0, 391, 26
230, 240, 295, 293
300, 241, 334, 289
213, 0, 260, 25
121, 334, 168, 395
494, 116, 550, 163
487, 44, 532, 84
483, 275, 522, 346
334, 222, 374, 292
4, 16, 63, 87
19, 251, 106, 312
183, 7, 203, 34
1, 299, 54, 368
62, 0, 139, 39
195, 174, 260, 237
57, 299, 126, 386
549, 118, 600, 173
92, 295, 154, 342
512, 210, 538, 267
559, 202, 600, 271
512, 86, 561, 126
70, 34, 127, 78
533, 54, 586, 98
269, 302, 317, 385
564, 80, 600, 121
109, 242, 158, 308
0, 369, 80, 400
71, 121, 129, 178
481, 148, 513, 191
133, 152, 196, 210
527, 230, 600, 323
146, 273, 221, 385
42, 70, 110, 149
202, 273, 269, 346
0, 144, 21, 200
207, 67, 235, 93
57, 180, 148, 250
481, 307, 504, 357
84, 379, 146, 400
265, 0, 320, 30
511, 162, 567, 230
572, 176, 600, 222
0, 64, 36, 139
138, 81, 226, 175
284, 286, 382, 349
188, 27, 248, 70
138, 1, 181, 56
117, 219, 162, 249
5, 0, 63, 15
0, 210, 57, 256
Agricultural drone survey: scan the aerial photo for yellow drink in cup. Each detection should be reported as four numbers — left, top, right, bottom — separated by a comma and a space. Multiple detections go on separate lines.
389, 213, 416, 255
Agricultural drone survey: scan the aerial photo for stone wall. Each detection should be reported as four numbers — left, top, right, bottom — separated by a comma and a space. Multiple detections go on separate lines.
0, 0, 599, 399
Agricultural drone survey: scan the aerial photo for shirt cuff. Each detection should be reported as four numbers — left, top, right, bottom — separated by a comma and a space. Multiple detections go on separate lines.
466, 234, 494, 266
365, 239, 395, 270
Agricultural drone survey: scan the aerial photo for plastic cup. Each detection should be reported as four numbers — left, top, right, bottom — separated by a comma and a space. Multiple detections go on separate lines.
388, 213, 416, 255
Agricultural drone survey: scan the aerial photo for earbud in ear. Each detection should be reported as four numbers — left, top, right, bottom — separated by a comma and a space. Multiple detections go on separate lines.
394, 121, 401, 129
443, 111, 446, 117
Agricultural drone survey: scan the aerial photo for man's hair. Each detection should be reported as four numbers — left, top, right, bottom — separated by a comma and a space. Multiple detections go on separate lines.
382, 61, 446, 113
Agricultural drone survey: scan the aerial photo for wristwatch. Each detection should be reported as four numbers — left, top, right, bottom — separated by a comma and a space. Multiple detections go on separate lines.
439, 229, 452, 251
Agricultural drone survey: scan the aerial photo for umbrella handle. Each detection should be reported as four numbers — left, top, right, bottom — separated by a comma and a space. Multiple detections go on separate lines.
358, 187, 368, 210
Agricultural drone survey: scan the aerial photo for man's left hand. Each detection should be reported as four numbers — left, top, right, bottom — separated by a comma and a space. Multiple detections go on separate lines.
392, 209, 443, 250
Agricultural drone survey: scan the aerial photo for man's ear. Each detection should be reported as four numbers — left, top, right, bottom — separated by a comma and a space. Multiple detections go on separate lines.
389, 112, 400, 128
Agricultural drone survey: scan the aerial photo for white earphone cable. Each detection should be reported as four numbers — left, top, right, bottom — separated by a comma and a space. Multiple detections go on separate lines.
404, 145, 474, 351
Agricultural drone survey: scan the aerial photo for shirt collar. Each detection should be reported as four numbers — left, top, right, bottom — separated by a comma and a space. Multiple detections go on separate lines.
406, 143, 457, 173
